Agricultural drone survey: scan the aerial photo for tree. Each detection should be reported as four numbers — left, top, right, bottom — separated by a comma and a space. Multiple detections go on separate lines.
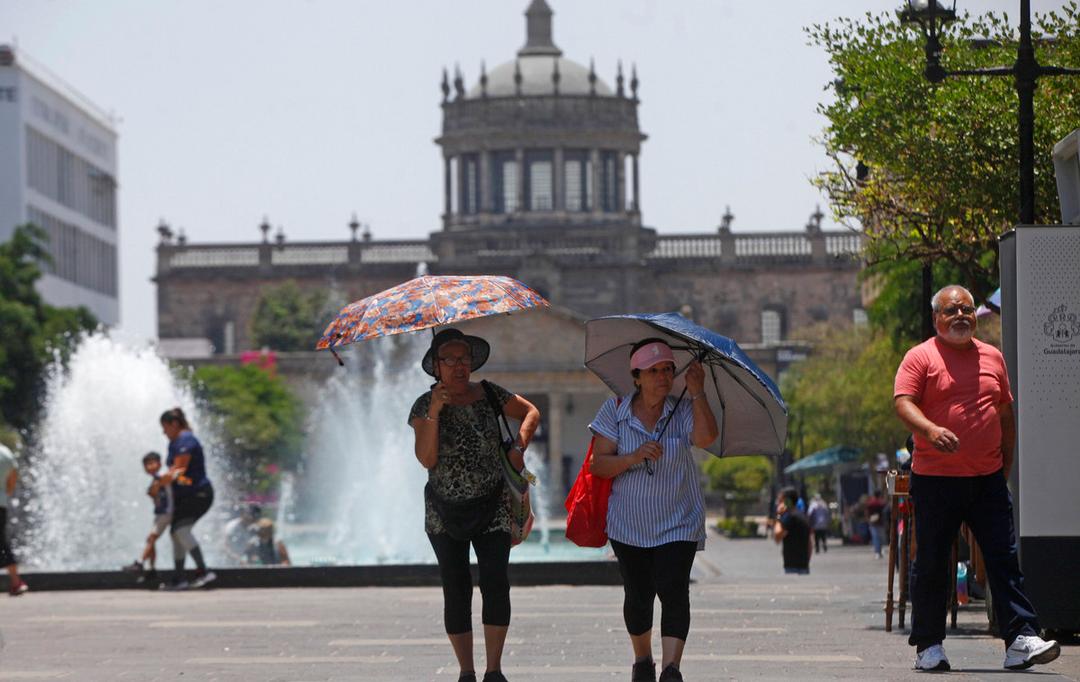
702, 456, 773, 521
190, 364, 305, 481
249, 280, 333, 352
808, 4, 1080, 328
0, 224, 97, 429
782, 324, 910, 462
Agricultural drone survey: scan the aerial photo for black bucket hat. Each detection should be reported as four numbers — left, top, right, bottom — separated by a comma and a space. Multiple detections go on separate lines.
421, 328, 491, 377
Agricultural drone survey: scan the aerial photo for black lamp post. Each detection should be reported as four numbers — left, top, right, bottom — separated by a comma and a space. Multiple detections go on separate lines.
899, 0, 1080, 225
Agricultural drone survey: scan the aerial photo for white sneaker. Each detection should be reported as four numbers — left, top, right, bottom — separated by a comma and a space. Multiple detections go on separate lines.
191, 571, 217, 589
914, 644, 950, 671
1004, 634, 1060, 670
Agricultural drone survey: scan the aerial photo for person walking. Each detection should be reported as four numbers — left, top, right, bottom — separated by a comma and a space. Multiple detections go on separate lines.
159, 408, 216, 590
588, 338, 719, 682
409, 328, 540, 682
865, 490, 887, 559
0, 442, 29, 596
807, 493, 831, 554
894, 284, 1059, 671
773, 487, 812, 575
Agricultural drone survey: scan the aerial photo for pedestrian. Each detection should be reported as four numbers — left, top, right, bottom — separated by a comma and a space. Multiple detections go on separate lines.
409, 328, 540, 682
807, 493, 831, 554
0, 442, 29, 596
894, 284, 1059, 671
124, 451, 173, 584
772, 487, 811, 575
865, 489, 887, 559
587, 338, 719, 682
223, 504, 260, 565
159, 408, 216, 590
245, 518, 291, 566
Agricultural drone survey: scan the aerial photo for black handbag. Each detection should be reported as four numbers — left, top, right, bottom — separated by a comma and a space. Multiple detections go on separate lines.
425, 480, 505, 542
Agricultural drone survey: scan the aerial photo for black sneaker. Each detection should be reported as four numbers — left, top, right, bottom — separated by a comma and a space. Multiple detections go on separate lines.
659, 664, 684, 681
481, 673, 508, 682
121, 560, 144, 573
457, 674, 477, 682
632, 660, 657, 682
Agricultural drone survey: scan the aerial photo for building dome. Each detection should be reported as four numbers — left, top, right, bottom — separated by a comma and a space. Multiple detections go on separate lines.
467, 56, 612, 98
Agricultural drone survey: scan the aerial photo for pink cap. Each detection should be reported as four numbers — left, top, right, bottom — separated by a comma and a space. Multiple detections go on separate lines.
630, 341, 675, 371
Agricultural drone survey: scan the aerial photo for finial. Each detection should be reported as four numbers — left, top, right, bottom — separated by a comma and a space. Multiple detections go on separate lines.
616, 60, 625, 98
156, 218, 173, 244
806, 205, 824, 233
441, 67, 450, 103
349, 213, 360, 241
630, 63, 639, 100
176, 227, 187, 246
275, 225, 285, 246
453, 64, 465, 99
588, 57, 597, 96
719, 206, 734, 233
514, 59, 523, 96
480, 60, 488, 98
362, 223, 372, 242
259, 216, 271, 243
551, 57, 560, 95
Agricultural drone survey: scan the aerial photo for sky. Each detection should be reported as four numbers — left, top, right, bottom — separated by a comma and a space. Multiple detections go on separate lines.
1, 0, 1070, 339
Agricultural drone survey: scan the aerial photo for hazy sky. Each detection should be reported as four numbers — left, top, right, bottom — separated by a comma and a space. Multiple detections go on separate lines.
1, 0, 1069, 339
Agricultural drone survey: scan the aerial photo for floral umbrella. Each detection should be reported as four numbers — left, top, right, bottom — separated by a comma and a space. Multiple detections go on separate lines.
315, 275, 549, 363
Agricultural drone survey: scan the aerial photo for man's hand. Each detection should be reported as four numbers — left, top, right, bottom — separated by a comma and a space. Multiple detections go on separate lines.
927, 425, 960, 452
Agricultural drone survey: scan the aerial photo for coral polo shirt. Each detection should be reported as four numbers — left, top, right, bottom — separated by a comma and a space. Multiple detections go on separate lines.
894, 337, 1013, 477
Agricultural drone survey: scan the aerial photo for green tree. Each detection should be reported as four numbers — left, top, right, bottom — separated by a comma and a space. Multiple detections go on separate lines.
782, 324, 910, 462
808, 5, 1080, 330
249, 280, 332, 351
0, 224, 97, 428
190, 364, 305, 479
702, 456, 773, 520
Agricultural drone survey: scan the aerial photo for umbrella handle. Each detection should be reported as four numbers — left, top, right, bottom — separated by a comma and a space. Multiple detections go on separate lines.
646, 383, 693, 476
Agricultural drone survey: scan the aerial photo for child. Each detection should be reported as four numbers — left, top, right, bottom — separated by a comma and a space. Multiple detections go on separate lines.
125, 452, 173, 583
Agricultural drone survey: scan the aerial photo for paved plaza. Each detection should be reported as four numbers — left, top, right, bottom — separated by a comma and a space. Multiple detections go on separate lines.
1, 531, 1076, 681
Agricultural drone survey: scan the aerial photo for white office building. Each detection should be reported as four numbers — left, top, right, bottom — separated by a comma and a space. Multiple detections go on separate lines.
0, 44, 119, 325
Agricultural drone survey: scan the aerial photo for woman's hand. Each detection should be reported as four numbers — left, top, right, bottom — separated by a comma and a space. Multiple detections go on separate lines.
685, 360, 706, 397
633, 441, 663, 465
429, 382, 450, 416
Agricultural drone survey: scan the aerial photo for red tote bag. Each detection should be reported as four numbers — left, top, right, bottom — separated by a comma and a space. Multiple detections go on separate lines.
564, 398, 620, 548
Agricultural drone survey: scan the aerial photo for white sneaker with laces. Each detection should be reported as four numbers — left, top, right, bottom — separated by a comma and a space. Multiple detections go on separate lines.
1004, 634, 1060, 670
191, 571, 217, 589
914, 644, 950, 671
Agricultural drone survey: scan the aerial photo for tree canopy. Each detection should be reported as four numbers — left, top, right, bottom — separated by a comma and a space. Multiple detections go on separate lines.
249, 280, 334, 352
0, 225, 97, 429
808, 4, 1080, 310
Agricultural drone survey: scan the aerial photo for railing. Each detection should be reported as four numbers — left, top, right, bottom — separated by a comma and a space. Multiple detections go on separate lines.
826, 233, 862, 256
734, 234, 812, 258
360, 242, 436, 263
650, 235, 723, 259
168, 247, 260, 268
271, 245, 349, 265
650, 231, 862, 263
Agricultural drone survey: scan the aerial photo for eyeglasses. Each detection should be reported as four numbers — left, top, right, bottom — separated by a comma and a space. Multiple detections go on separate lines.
940, 305, 976, 316
438, 355, 472, 367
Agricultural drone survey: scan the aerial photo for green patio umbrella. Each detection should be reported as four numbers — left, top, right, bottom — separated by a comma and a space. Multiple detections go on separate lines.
783, 445, 862, 476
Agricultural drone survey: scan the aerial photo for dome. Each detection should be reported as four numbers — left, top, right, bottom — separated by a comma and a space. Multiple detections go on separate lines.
467, 56, 613, 98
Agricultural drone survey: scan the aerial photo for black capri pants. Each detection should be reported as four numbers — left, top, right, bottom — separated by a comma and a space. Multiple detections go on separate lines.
0, 507, 16, 568
171, 484, 213, 532
428, 530, 512, 635
611, 539, 698, 640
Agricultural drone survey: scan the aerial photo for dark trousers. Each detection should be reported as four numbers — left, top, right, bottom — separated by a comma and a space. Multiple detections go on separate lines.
610, 539, 698, 640
814, 529, 828, 553
0, 507, 15, 568
428, 531, 511, 635
909, 471, 1040, 648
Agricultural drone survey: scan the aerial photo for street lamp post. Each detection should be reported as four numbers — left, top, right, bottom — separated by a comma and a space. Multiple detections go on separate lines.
899, 0, 1080, 225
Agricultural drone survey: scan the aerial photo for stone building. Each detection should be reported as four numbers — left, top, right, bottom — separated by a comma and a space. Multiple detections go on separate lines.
154, 1, 863, 494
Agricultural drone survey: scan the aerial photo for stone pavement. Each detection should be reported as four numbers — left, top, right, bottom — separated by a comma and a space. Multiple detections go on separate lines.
0, 531, 1076, 681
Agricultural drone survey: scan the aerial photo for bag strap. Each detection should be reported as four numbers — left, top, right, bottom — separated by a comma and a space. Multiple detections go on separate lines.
586, 396, 622, 465
480, 380, 514, 446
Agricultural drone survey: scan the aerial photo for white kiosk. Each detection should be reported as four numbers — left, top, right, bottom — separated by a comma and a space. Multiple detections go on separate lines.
998, 129, 1080, 635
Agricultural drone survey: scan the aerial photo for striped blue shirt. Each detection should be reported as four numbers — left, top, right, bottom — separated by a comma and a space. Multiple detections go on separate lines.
589, 393, 706, 549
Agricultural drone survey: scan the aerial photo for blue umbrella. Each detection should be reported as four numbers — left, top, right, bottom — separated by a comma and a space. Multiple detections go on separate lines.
584, 312, 788, 459
783, 445, 862, 476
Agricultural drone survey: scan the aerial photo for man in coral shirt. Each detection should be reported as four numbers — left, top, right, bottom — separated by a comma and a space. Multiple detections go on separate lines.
894, 285, 1059, 672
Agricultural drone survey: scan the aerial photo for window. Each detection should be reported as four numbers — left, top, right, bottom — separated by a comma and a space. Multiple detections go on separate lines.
564, 150, 591, 211
492, 152, 519, 213
458, 154, 479, 215
525, 150, 553, 211
853, 308, 869, 326
27, 205, 117, 296
761, 309, 783, 345
25, 125, 116, 229
600, 151, 618, 212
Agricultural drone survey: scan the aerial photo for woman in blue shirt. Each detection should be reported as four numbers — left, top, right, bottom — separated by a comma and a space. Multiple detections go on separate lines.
588, 338, 719, 682
160, 408, 216, 590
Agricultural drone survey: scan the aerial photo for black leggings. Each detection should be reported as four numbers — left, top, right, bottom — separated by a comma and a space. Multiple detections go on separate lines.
0, 507, 15, 568
428, 531, 512, 635
611, 539, 698, 640
171, 485, 213, 532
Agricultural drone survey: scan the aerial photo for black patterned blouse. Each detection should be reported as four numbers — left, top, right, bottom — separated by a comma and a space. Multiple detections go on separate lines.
409, 382, 514, 536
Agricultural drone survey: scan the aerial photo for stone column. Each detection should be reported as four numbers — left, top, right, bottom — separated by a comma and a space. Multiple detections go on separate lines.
553, 147, 564, 212
515, 148, 526, 212
456, 154, 466, 217
443, 155, 453, 227
632, 153, 641, 213
479, 150, 492, 214
590, 148, 602, 216
547, 391, 565, 498
616, 151, 627, 213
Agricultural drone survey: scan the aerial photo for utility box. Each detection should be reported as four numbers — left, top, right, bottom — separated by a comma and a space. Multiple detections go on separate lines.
1053, 130, 1080, 225
1000, 225, 1080, 634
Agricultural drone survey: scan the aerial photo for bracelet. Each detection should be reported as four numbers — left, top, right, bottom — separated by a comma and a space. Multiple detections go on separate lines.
423, 414, 439, 422
690, 393, 704, 401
